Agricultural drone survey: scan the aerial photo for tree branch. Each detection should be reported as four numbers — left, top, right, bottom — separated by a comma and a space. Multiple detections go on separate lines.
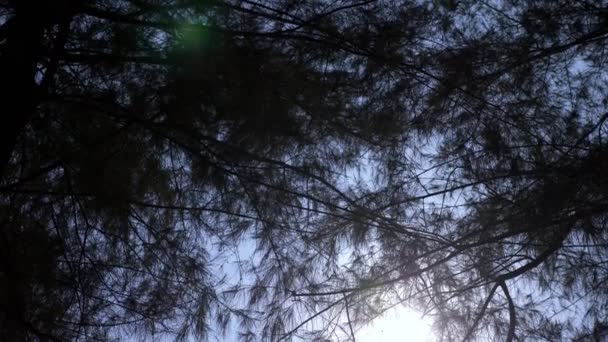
344, 294, 357, 342
278, 297, 343, 341
499, 281, 516, 342
462, 282, 500, 341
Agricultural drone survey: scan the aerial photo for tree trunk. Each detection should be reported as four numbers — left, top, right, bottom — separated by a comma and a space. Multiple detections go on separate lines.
0, 2, 49, 339
0, 1, 47, 180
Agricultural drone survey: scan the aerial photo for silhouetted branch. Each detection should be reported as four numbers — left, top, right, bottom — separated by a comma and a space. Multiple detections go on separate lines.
461, 282, 499, 342
500, 281, 516, 342
343, 294, 357, 342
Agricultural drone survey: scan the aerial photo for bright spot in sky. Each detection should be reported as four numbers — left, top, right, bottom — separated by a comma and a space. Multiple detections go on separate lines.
356, 307, 434, 342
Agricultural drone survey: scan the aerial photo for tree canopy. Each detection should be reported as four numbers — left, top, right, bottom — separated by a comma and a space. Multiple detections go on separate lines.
1, 0, 608, 341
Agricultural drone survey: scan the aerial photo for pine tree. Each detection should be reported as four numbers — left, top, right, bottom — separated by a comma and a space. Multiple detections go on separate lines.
1, 0, 607, 340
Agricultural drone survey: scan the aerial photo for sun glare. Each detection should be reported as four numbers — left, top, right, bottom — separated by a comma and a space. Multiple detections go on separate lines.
356, 307, 434, 342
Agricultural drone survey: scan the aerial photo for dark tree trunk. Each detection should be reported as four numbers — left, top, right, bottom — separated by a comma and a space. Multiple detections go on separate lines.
0, 1, 46, 180
0, 2, 54, 339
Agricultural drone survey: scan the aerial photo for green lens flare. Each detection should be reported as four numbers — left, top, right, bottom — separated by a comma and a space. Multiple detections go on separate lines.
177, 23, 207, 51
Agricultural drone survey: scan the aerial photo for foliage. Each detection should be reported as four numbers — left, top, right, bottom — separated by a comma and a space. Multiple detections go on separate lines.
1, 0, 608, 341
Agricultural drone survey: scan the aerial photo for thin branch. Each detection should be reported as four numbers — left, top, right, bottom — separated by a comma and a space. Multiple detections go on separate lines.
344, 294, 357, 342
278, 297, 343, 341
461, 282, 500, 342
499, 281, 516, 342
